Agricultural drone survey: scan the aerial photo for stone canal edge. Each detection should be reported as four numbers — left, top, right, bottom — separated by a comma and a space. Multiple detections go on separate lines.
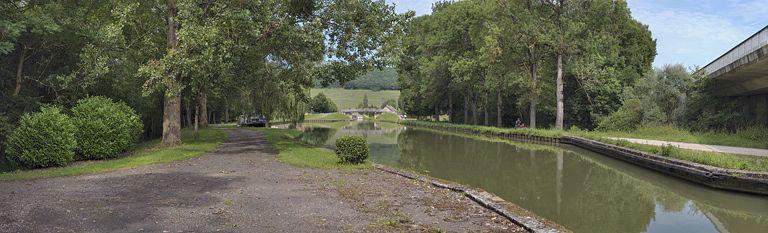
373, 164, 569, 233
399, 121, 768, 195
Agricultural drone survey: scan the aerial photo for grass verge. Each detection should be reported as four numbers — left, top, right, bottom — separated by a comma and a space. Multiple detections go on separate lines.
401, 120, 768, 173
305, 112, 351, 121
0, 128, 228, 181
595, 125, 768, 149
255, 128, 371, 170
575, 134, 768, 172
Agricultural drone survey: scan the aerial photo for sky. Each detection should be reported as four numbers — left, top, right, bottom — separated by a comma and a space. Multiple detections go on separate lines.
386, 0, 768, 68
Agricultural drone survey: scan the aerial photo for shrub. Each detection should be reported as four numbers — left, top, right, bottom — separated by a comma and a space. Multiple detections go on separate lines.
5, 106, 77, 168
309, 92, 338, 113
72, 96, 143, 160
334, 136, 369, 164
597, 99, 643, 131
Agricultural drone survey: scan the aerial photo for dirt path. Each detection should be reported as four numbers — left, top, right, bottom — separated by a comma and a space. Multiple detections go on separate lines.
607, 137, 768, 156
0, 129, 522, 233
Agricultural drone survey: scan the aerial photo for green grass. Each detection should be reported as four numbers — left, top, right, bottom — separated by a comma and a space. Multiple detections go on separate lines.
376, 112, 400, 122
400, 120, 768, 172
596, 125, 768, 149
305, 112, 351, 121
399, 120, 566, 138
0, 128, 228, 181
579, 135, 768, 172
255, 128, 371, 170
310, 88, 400, 110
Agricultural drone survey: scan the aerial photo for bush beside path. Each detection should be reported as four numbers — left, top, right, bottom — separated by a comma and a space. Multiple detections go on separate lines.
0, 129, 522, 232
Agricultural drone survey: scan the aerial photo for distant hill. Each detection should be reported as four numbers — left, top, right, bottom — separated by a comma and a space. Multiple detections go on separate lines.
310, 88, 400, 110
315, 67, 399, 91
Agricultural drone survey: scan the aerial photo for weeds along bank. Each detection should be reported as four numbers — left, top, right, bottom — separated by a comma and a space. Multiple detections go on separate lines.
392, 120, 768, 195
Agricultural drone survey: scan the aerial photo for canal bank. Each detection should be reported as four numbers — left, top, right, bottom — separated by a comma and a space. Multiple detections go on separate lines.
393, 120, 768, 195
294, 121, 768, 233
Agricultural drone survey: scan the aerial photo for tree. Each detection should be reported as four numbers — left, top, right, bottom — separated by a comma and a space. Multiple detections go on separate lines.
309, 92, 338, 113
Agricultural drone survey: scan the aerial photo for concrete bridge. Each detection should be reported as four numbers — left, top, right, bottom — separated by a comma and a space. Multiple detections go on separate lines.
703, 25, 768, 125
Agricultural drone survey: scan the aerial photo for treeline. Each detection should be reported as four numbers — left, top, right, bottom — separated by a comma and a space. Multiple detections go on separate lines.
396, 0, 656, 129
316, 67, 399, 90
0, 0, 405, 150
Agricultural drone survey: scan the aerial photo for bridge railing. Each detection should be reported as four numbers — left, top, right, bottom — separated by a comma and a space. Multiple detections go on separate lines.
703, 26, 768, 76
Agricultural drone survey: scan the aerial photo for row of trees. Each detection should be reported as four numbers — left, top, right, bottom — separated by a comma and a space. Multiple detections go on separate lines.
396, 0, 656, 129
1, 1, 406, 149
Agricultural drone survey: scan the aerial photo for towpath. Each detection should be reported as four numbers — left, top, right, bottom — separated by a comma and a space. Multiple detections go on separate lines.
608, 137, 768, 157
0, 129, 520, 233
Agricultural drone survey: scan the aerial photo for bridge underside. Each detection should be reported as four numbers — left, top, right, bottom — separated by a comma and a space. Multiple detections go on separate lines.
709, 44, 768, 96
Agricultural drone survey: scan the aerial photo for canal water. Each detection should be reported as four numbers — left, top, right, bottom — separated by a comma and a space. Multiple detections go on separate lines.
293, 121, 768, 233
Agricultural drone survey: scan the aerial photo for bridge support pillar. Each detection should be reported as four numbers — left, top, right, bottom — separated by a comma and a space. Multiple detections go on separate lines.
756, 95, 768, 127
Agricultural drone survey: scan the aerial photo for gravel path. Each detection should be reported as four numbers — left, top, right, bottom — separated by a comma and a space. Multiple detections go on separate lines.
607, 137, 768, 156
0, 129, 522, 232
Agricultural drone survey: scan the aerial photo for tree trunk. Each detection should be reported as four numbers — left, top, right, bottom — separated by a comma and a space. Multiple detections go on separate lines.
194, 101, 199, 141
198, 89, 209, 128
497, 90, 502, 127
464, 95, 469, 124
472, 93, 478, 125
528, 46, 537, 129
162, 0, 181, 146
13, 47, 27, 96
484, 92, 489, 126
185, 98, 192, 127
433, 102, 439, 121
448, 94, 453, 123
555, 53, 564, 130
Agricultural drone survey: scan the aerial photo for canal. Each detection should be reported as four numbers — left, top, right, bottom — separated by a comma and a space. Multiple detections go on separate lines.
293, 121, 768, 233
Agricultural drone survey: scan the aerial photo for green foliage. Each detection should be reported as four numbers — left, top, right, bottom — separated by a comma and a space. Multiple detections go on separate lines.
310, 88, 400, 110
0, 128, 227, 181
309, 92, 338, 113
5, 106, 77, 168
597, 99, 643, 131
258, 128, 370, 170
72, 96, 143, 160
334, 136, 370, 164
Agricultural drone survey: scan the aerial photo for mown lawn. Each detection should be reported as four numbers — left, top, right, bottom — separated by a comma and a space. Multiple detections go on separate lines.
310, 88, 400, 110
0, 128, 228, 181
255, 128, 371, 170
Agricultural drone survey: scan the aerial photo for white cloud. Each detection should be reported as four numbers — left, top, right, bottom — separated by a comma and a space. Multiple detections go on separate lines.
629, 3, 755, 68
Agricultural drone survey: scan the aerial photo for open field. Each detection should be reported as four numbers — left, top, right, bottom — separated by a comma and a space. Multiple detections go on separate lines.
310, 88, 400, 110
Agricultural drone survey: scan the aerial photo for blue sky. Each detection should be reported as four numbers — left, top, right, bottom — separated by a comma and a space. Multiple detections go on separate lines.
386, 0, 768, 68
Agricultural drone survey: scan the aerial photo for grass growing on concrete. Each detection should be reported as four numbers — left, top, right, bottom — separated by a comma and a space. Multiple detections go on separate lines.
400, 120, 768, 172
257, 128, 371, 170
583, 136, 768, 172
310, 88, 400, 110
597, 125, 768, 149
0, 128, 228, 181
305, 112, 351, 121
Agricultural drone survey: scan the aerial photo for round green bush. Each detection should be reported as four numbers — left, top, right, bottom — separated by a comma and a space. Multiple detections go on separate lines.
72, 96, 143, 160
334, 136, 369, 164
5, 106, 77, 168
